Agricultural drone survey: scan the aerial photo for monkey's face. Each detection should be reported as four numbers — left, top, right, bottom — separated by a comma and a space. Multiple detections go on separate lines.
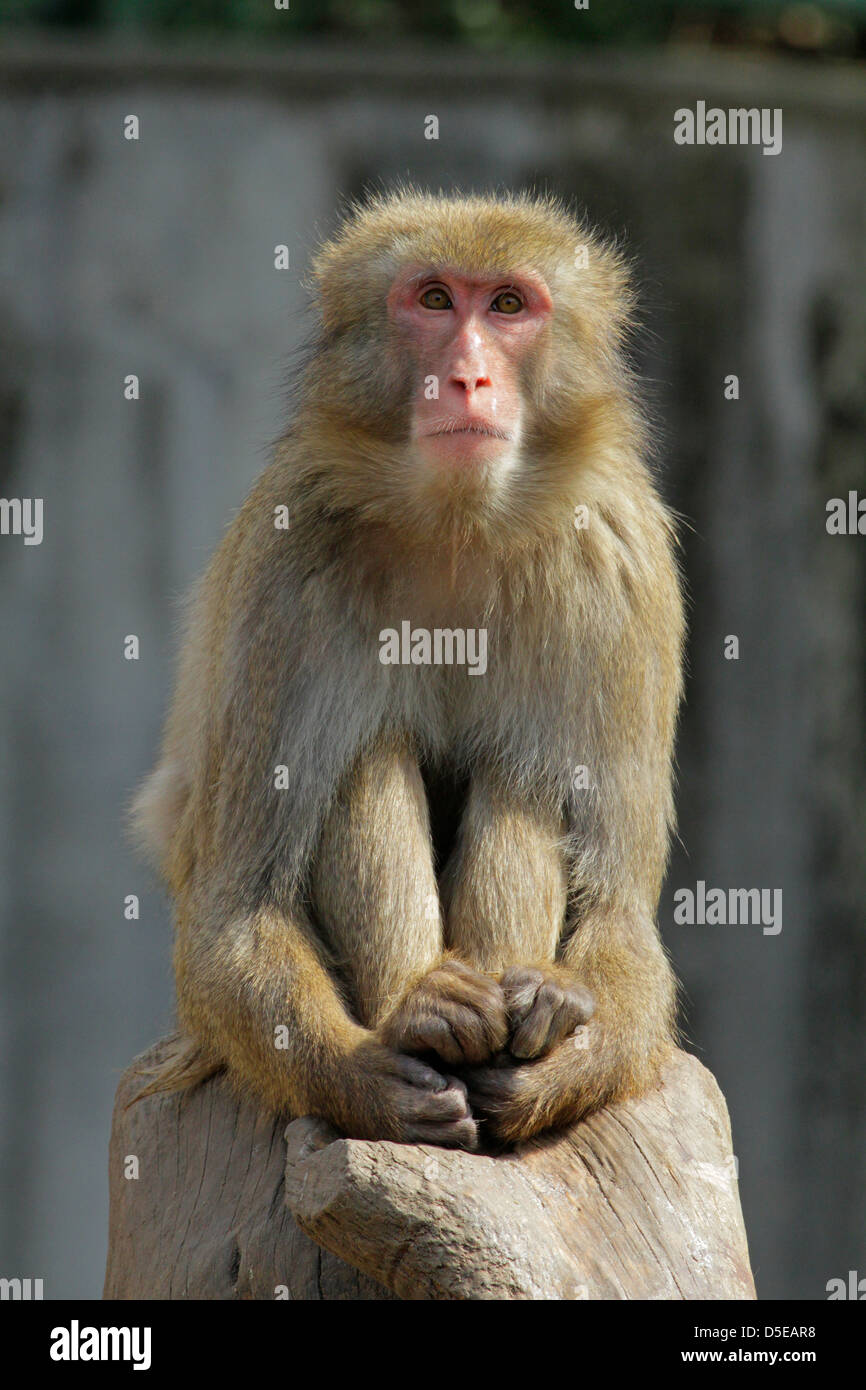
387, 267, 552, 500
307, 193, 638, 545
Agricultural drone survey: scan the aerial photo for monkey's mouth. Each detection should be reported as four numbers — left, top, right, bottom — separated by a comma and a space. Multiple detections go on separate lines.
426, 421, 511, 441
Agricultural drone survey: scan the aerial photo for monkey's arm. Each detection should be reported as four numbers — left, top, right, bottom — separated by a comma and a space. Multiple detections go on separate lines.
136, 495, 479, 1148
451, 521, 683, 1141
464, 905, 676, 1142
449, 762, 679, 1142
445, 761, 676, 1141
173, 892, 476, 1147
310, 733, 509, 1066
436, 770, 669, 1139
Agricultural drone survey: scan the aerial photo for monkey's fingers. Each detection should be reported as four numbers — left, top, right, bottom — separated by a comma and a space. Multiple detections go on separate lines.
463, 1062, 523, 1122
394, 1053, 450, 1092
501, 967, 547, 1023
463, 1061, 552, 1144
399, 1002, 502, 1066
425, 960, 509, 1021
510, 993, 591, 1059
399, 1013, 465, 1066
394, 1071, 479, 1150
413, 1116, 479, 1150
502, 968, 595, 1060
382, 960, 508, 1065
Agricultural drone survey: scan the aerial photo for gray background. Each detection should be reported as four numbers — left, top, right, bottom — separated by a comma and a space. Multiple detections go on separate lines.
0, 37, 864, 1299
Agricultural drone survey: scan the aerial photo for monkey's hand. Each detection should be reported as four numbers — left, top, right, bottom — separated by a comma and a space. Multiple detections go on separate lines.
380, 958, 508, 1066
465, 967, 596, 1144
501, 965, 595, 1059
465, 1011, 671, 1145
339, 1038, 478, 1150
463, 1037, 599, 1145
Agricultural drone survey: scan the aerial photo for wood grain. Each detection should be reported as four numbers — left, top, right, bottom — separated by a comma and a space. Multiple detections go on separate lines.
104, 1041, 754, 1301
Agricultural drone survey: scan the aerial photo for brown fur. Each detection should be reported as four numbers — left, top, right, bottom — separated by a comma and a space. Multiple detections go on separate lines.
131, 188, 684, 1146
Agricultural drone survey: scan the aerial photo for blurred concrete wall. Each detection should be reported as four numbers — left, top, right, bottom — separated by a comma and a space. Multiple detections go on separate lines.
0, 38, 864, 1300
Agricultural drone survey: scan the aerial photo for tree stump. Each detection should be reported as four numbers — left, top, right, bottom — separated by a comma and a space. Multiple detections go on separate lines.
104, 1040, 755, 1300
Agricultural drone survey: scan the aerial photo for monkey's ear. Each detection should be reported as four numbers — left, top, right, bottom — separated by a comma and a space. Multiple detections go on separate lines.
306, 187, 422, 335
560, 233, 638, 356
598, 244, 639, 341
513, 190, 637, 349
308, 244, 396, 337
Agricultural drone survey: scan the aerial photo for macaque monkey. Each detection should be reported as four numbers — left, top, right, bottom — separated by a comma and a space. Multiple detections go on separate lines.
133, 188, 684, 1150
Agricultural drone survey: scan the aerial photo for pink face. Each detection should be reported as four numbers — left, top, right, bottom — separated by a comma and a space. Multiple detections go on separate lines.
387, 268, 552, 472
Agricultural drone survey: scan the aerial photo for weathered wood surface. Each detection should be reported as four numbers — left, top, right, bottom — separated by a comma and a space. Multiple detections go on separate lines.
104, 1040, 755, 1300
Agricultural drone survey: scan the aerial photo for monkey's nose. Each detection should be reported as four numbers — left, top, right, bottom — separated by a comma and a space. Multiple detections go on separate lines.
451, 373, 492, 395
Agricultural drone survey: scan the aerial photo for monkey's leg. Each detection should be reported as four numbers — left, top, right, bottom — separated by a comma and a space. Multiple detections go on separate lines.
442, 769, 674, 1141
173, 896, 477, 1148
375, 766, 568, 1070
311, 737, 508, 1067
443, 770, 593, 1063
310, 735, 443, 1028
441, 768, 569, 971
465, 906, 677, 1143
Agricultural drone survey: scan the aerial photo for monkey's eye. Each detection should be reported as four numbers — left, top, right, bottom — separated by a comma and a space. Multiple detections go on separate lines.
490, 291, 523, 315
419, 286, 453, 310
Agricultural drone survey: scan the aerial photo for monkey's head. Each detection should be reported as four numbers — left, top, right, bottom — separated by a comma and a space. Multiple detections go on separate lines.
302, 188, 641, 545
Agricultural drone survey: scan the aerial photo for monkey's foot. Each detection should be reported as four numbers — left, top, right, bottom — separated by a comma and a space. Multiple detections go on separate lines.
501, 965, 595, 1059
463, 1040, 611, 1144
380, 958, 508, 1066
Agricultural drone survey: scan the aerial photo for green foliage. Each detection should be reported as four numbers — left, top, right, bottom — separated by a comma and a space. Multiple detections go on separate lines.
2, 0, 865, 47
